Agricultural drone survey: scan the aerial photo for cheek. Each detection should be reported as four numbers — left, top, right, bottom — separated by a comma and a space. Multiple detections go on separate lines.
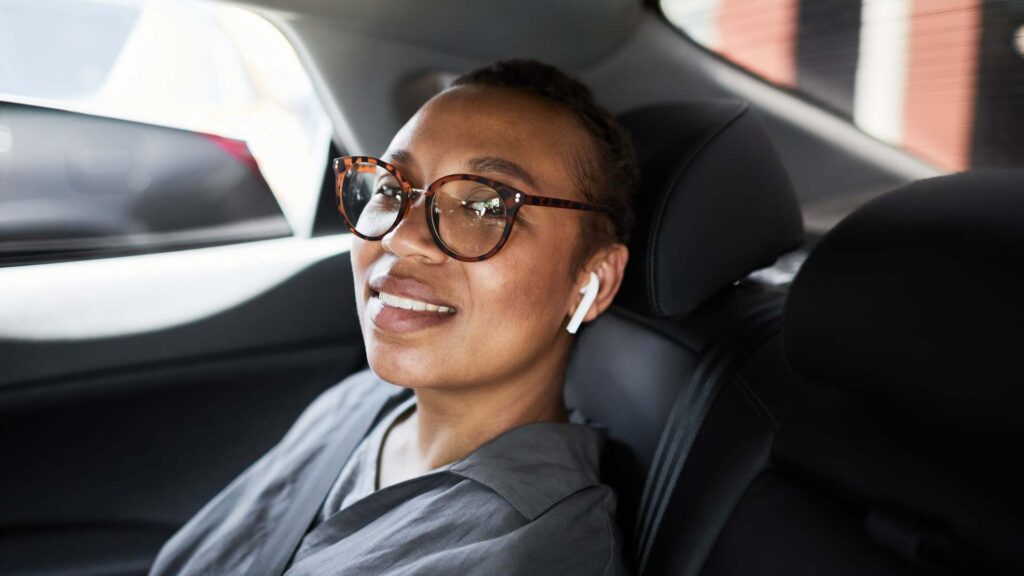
350, 239, 377, 311
468, 253, 574, 341
350, 239, 374, 281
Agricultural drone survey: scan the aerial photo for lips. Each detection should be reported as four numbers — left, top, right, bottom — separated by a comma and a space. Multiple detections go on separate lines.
367, 273, 458, 334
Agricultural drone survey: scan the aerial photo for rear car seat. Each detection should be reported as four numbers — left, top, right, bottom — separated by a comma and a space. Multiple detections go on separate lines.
564, 100, 804, 561
646, 171, 1024, 575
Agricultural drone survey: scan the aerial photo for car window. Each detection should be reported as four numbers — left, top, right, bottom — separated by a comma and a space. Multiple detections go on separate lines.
660, 0, 1023, 173
0, 0, 334, 265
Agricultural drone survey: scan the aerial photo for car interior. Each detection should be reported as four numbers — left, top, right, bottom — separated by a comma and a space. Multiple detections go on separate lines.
1, 0, 1021, 575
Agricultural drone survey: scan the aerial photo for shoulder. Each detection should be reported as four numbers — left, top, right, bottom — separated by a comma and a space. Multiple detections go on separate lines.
493, 484, 630, 576
550, 485, 629, 575
442, 419, 627, 574
149, 370, 403, 575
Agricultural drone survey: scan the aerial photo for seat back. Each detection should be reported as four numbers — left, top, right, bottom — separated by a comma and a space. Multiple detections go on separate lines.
646, 172, 1024, 576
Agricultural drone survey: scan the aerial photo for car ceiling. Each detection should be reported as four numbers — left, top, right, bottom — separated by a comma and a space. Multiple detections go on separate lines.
226, 0, 645, 156
232, 0, 642, 69
223, 0, 937, 234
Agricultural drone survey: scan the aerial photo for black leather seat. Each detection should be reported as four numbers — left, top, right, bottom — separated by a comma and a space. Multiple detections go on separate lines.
564, 100, 804, 558
643, 171, 1024, 575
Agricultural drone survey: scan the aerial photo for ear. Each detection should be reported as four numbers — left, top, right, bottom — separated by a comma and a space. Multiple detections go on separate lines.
568, 243, 629, 326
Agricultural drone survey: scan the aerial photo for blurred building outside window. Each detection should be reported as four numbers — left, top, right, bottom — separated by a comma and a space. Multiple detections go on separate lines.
662, 0, 1023, 174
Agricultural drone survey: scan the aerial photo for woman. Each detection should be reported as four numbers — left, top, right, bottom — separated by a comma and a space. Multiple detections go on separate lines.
149, 59, 638, 575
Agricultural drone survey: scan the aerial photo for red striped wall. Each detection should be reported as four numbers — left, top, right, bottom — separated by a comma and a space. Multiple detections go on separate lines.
903, 0, 982, 171
718, 0, 799, 87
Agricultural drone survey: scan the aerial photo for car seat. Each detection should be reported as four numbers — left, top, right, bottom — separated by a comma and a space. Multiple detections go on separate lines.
645, 171, 1024, 575
564, 100, 804, 564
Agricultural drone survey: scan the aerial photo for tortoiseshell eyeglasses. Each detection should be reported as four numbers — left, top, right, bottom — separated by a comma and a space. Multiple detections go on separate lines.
334, 156, 613, 262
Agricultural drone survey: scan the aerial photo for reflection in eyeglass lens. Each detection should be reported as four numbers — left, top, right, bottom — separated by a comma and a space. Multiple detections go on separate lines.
433, 181, 507, 257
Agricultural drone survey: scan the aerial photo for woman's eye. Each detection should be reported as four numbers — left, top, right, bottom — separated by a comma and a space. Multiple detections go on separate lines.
363, 179, 403, 213
461, 195, 503, 218
375, 183, 402, 198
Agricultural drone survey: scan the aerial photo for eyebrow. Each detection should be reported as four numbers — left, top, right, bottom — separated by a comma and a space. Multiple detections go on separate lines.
386, 148, 415, 166
464, 156, 537, 190
385, 149, 537, 191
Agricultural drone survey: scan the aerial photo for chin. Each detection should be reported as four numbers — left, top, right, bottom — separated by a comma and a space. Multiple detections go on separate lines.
365, 342, 439, 389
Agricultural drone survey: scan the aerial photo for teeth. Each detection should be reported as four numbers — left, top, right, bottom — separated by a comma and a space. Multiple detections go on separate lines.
378, 291, 455, 314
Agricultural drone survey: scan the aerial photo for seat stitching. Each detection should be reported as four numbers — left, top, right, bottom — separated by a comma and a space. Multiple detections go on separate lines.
734, 373, 779, 430
601, 489, 615, 576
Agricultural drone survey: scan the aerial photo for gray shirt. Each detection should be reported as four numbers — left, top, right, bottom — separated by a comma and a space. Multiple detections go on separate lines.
316, 395, 445, 521
148, 370, 629, 576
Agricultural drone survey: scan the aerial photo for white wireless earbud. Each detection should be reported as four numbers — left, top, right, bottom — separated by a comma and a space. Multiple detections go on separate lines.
566, 272, 600, 335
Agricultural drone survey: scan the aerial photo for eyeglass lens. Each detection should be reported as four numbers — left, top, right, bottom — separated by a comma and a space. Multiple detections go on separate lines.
341, 162, 403, 238
341, 160, 509, 259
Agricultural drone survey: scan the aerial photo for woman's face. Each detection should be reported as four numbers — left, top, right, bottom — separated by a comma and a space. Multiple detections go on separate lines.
351, 86, 603, 390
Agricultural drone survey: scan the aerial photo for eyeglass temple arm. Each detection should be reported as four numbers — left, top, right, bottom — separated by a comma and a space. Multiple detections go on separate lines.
519, 194, 614, 214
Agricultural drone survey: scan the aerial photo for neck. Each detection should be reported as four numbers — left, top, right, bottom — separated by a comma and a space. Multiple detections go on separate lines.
414, 375, 567, 469
401, 340, 571, 473
376, 331, 574, 490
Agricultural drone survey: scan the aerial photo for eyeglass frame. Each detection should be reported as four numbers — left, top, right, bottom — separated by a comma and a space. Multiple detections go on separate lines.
334, 155, 614, 262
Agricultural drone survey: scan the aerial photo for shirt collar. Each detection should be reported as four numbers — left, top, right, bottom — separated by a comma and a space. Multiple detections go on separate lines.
447, 414, 606, 521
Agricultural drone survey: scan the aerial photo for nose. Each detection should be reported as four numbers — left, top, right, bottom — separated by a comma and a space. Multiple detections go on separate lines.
381, 188, 446, 263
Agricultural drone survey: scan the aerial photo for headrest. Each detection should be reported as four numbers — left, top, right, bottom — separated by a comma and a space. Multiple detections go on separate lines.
785, 171, 1024, 435
614, 101, 803, 319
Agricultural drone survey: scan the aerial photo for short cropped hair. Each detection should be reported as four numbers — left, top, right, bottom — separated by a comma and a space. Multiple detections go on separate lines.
451, 60, 638, 263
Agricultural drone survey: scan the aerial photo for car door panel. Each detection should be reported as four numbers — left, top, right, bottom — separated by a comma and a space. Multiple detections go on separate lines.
0, 236, 365, 575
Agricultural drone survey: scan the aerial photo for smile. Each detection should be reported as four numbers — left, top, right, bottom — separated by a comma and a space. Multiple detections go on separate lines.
378, 291, 456, 314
